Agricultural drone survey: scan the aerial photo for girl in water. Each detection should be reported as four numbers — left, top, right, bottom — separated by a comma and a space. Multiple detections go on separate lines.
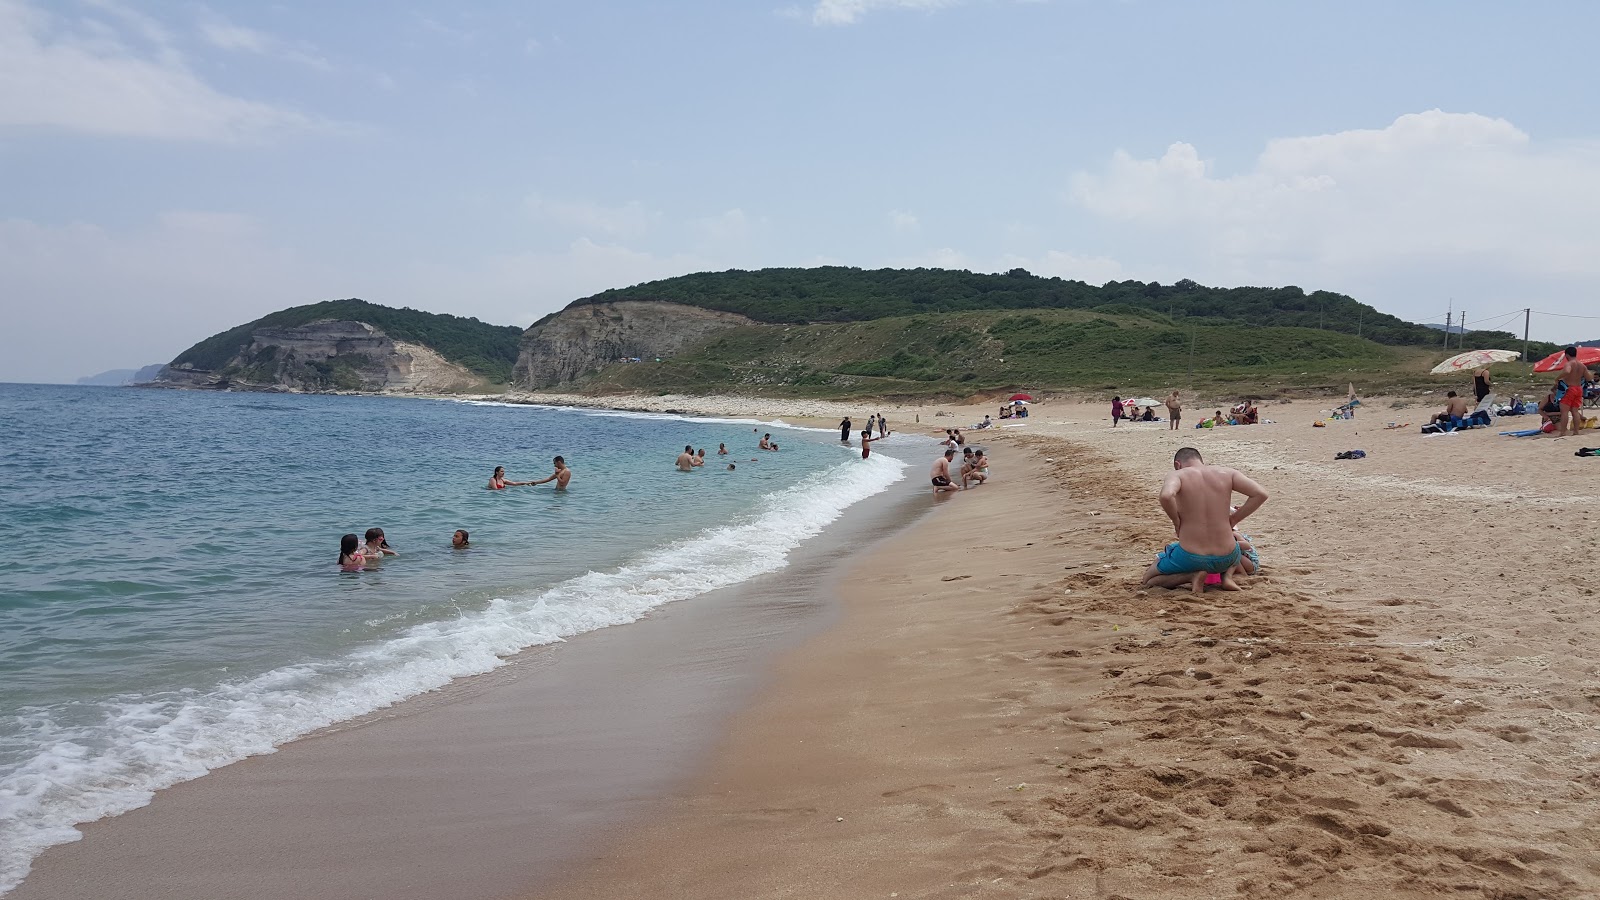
339, 533, 363, 570
488, 466, 534, 490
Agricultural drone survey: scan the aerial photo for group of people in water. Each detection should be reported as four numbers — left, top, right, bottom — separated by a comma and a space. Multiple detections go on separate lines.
337, 458, 573, 569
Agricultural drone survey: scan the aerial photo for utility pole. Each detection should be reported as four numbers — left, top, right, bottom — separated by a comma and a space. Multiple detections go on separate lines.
1460, 309, 1466, 349
1443, 309, 1452, 349
1523, 308, 1531, 364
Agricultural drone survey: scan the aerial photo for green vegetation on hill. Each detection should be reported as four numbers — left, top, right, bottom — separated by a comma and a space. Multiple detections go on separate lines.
575, 267, 1537, 352
576, 307, 1439, 399
171, 299, 525, 383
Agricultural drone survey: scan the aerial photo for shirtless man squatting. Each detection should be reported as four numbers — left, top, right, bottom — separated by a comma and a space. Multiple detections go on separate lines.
1141, 447, 1269, 594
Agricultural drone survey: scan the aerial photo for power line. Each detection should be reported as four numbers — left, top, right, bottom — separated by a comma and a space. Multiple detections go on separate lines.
1533, 310, 1600, 320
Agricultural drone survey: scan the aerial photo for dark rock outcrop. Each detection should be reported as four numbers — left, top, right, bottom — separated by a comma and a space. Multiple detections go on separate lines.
151, 321, 482, 393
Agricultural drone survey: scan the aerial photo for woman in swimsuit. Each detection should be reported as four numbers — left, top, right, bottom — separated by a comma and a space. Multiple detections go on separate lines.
488, 466, 534, 490
339, 533, 363, 570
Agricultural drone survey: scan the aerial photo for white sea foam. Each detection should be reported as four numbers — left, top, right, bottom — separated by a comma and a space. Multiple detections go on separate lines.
0, 453, 907, 896
452, 399, 835, 432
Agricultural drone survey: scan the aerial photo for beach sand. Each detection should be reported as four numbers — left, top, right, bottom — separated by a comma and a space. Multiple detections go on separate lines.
540, 398, 1600, 898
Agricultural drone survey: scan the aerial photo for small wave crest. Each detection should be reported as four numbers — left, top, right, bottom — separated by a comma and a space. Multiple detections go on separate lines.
0, 452, 907, 896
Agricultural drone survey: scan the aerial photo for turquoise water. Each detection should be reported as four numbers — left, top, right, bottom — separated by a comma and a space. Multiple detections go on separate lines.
0, 384, 907, 895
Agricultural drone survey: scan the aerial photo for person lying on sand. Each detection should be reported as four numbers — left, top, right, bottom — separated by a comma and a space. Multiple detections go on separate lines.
1140, 447, 1268, 594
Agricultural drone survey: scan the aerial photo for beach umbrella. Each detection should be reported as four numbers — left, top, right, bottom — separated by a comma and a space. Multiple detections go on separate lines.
1126, 397, 1158, 408
1531, 345, 1600, 373
1429, 349, 1520, 374
1009, 393, 1033, 401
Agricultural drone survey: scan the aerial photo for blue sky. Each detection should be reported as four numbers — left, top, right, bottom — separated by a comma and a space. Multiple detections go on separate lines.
3, 0, 1599, 382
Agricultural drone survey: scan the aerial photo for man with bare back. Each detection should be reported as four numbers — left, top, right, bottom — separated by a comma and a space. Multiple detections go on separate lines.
1555, 346, 1593, 437
1141, 447, 1269, 593
929, 448, 961, 493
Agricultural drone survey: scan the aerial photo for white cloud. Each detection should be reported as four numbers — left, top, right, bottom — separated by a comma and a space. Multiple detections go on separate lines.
525, 195, 661, 239
888, 209, 920, 232
198, 18, 332, 71
809, 0, 959, 25
1069, 110, 1600, 280
0, 0, 326, 140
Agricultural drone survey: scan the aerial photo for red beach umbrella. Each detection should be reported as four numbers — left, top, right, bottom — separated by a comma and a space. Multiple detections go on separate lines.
1532, 346, 1600, 373
1009, 393, 1034, 402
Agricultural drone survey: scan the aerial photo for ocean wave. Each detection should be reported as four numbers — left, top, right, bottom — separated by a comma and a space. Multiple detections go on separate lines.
451, 399, 834, 432
0, 452, 907, 896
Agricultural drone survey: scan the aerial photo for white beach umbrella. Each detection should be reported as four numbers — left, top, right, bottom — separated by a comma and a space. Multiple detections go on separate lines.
1429, 349, 1519, 374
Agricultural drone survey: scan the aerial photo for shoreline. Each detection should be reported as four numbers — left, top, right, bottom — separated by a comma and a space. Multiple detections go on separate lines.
537, 408, 1600, 898
10, 441, 934, 900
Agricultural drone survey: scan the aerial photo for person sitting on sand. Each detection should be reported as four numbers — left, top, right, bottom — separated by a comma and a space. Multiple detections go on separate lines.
960, 447, 987, 488
1430, 391, 1470, 428
676, 446, 696, 471
1211, 410, 1225, 427
1242, 401, 1260, 425
529, 456, 572, 489
339, 533, 363, 570
972, 447, 989, 477
362, 527, 397, 560
1140, 447, 1269, 594
488, 466, 533, 490
978, 415, 993, 429
759, 433, 772, 450
452, 529, 470, 549
930, 449, 961, 493
1000, 405, 1013, 420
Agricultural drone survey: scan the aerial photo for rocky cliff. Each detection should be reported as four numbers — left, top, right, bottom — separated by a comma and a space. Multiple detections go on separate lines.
151, 320, 484, 393
514, 301, 753, 388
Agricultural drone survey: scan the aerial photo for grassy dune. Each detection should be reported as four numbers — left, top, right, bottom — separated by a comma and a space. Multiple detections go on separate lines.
573, 307, 1471, 400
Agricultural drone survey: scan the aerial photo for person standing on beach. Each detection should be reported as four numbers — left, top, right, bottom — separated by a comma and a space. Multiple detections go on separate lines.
1165, 391, 1183, 431
1555, 346, 1592, 437
1474, 366, 1493, 407
1141, 447, 1268, 593
529, 456, 572, 489
930, 449, 961, 493
1111, 396, 1124, 427
840, 417, 853, 443
676, 446, 696, 471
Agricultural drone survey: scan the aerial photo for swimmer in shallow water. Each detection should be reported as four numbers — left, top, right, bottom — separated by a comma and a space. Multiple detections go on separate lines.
528, 456, 572, 489
363, 527, 397, 559
452, 529, 470, 549
339, 533, 363, 569
488, 466, 533, 490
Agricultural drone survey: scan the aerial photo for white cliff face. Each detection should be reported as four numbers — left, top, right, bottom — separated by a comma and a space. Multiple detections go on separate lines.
152, 321, 483, 393
513, 301, 752, 389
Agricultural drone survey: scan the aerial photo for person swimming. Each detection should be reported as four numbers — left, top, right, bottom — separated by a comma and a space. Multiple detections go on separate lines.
488, 466, 533, 490
452, 529, 470, 549
339, 533, 363, 569
362, 527, 397, 559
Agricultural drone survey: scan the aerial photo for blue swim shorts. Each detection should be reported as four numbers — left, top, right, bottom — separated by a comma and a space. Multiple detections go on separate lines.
1155, 542, 1242, 575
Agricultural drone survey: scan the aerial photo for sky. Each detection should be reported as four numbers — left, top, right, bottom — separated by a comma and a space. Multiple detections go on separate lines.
3, 0, 1600, 382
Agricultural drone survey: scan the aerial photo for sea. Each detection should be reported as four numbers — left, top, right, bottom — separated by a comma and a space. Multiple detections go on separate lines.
0, 383, 909, 896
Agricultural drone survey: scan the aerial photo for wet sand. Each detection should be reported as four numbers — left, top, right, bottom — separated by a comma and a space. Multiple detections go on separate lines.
540, 402, 1600, 899
11, 465, 932, 900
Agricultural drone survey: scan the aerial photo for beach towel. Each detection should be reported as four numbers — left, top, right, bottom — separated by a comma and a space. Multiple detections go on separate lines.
1334, 450, 1367, 460
1499, 429, 1545, 437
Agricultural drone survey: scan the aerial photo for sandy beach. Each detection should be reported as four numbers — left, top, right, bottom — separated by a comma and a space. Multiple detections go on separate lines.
540, 397, 1600, 898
